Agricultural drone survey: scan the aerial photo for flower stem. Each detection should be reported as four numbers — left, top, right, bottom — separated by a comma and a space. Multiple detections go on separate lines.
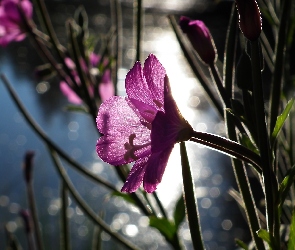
60, 182, 71, 250
250, 40, 277, 247
190, 131, 262, 174
1, 75, 118, 192
222, 5, 265, 248
49, 147, 140, 250
26, 183, 44, 250
134, 0, 143, 62
180, 142, 204, 250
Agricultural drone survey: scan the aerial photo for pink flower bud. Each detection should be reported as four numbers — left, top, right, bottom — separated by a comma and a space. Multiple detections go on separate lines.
235, 0, 262, 41
179, 16, 217, 65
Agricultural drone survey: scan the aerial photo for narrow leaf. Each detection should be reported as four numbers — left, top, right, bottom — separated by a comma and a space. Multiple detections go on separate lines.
111, 191, 137, 206
149, 216, 176, 241
288, 210, 295, 250
271, 98, 294, 146
257, 229, 272, 247
278, 165, 295, 209
173, 195, 185, 229
235, 238, 248, 249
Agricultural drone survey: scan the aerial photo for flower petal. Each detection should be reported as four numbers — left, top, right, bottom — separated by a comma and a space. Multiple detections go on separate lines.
125, 61, 156, 109
96, 96, 151, 165
143, 54, 166, 110
121, 156, 149, 193
143, 146, 174, 193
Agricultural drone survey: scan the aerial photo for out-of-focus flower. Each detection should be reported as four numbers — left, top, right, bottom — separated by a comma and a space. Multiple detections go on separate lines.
60, 53, 114, 104
179, 16, 217, 65
235, 0, 262, 41
96, 54, 193, 193
0, 0, 33, 46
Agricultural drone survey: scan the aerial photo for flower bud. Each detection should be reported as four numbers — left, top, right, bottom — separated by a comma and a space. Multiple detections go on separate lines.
179, 16, 217, 65
235, 0, 262, 41
20, 209, 33, 233
23, 151, 35, 183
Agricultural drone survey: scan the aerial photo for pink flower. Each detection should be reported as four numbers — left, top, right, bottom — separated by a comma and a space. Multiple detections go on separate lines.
96, 54, 193, 193
179, 16, 217, 65
0, 0, 33, 46
60, 53, 114, 104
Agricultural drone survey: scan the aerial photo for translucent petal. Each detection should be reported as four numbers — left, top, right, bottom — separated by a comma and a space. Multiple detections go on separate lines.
125, 61, 156, 110
121, 156, 149, 193
143, 146, 174, 193
143, 54, 166, 110
96, 96, 151, 165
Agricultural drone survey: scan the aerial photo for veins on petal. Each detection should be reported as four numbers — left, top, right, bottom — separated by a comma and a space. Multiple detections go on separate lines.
124, 133, 151, 161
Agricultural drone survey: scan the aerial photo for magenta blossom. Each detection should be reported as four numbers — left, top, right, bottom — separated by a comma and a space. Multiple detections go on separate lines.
0, 0, 33, 46
96, 54, 193, 193
60, 53, 114, 104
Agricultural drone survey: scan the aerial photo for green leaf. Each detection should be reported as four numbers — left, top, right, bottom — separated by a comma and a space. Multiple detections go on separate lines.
271, 98, 294, 146
173, 195, 185, 229
288, 210, 295, 250
64, 105, 89, 113
149, 216, 176, 241
257, 229, 272, 248
239, 134, 259, 155
111, 191, 137, 206
278, 166, 295, 209
235, 238, 248, 249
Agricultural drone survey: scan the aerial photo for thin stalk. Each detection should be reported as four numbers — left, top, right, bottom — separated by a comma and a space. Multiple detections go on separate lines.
180, 142, 204, 250
134, 0, 143, 62
48, 147, 140, 250
26, 183, 44, 250
31, 0, 79, 89
168, 15, 224, 119
1, 74, 118, 192
67, 21, 97, 123
190, 131, 262, 174
209, 63, 231, 108
269, 0, 292, 132
251, 40, 277, 247
111, 0, 123, 95
223, 5, 265, 248
60, 182, 70, 250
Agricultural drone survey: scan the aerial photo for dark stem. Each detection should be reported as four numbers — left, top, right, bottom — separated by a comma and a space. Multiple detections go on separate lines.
180, 142, 204, 250
190, 131, 262, 174
251, 40, 276, 246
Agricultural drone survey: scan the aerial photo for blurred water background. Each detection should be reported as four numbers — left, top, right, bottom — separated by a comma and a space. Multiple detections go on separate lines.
0, 0, 254, 249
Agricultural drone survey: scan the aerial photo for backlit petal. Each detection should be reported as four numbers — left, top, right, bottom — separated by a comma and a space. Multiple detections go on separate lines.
96, 96, 151, 165
121, 156, 149, 193
143, 146, 174, 193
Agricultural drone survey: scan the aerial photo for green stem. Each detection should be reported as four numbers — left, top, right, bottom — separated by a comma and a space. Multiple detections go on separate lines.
269, 0, 292, 133
26, 183, 44, 250
251, 40, 276, 246
180, 142, 204, 250
190, 131, 262, 174
60, 182, 70, 250
223, 6, 265, 249
49, 147, 140, 250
